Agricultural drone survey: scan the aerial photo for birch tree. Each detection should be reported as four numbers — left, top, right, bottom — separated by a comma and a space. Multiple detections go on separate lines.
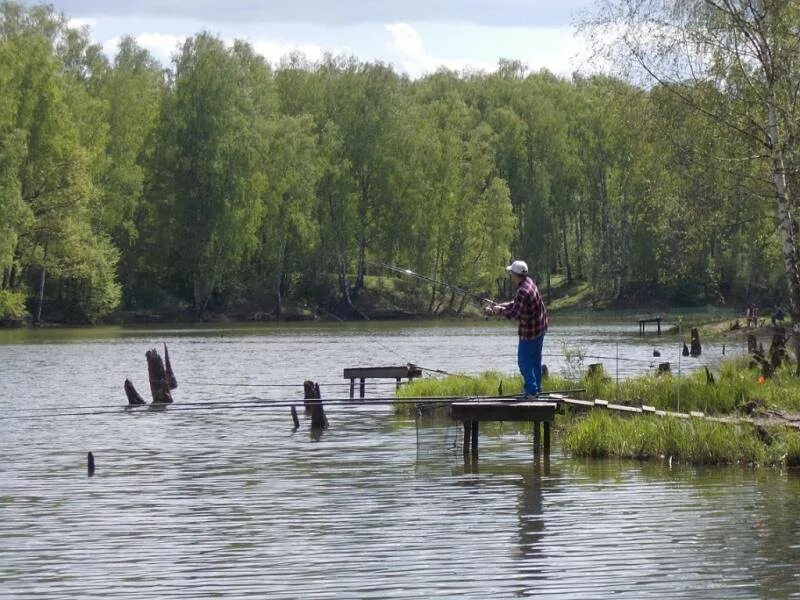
588, 0, 800, 366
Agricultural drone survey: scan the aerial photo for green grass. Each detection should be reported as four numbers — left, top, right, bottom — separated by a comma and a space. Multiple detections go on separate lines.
396, 361, 800, 467
563, 410, 800, 467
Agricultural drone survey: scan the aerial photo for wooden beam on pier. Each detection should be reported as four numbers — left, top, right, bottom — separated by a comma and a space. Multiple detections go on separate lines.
451, 401, 557, 458
343, 364, 423, 398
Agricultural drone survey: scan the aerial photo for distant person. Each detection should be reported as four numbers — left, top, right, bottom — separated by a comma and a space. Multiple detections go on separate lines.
485, 260, 548, 399
746, 303, 758, 328
771, 306, 786, 327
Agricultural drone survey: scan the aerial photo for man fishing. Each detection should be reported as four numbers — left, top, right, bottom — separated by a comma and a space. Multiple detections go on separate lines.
485, 260, 548, 400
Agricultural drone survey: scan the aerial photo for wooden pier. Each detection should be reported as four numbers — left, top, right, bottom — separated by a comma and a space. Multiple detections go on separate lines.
344, 365, 423, 398
451, 401, 557, 457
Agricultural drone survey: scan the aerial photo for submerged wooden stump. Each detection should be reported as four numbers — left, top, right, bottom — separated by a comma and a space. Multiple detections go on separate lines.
164, 343, 178, 390
124, 378, 146, 406
303, 380, 328, 429
690, 328, 701, 357
747, 334, 758, 354
146, 348, 173, 403
769, 328, 788, 370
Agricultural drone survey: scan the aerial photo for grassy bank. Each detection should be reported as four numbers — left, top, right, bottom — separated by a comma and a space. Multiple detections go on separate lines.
397, 362, 800, 468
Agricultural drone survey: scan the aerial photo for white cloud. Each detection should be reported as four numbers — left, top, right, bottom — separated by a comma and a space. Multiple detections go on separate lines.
386, 22, 496, 77
103, 32, 186, 64
249, 39, 330, 65
67, 16, 97, 29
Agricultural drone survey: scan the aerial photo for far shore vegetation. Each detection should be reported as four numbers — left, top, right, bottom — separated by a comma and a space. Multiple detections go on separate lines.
397, 359, 800, 469
3, 2, 800, 329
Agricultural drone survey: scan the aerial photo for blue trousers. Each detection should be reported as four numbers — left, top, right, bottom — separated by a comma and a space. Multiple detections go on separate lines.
518, 335, 545, 395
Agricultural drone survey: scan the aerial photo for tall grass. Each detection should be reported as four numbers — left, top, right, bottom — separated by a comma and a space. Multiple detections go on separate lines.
395, 361, 800, 467
563, 411, 800, 467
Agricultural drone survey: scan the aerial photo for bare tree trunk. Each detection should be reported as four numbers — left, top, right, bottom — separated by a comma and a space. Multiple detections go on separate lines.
34, 243, 48, 325
275, 238, 287, 319
767, 102, 800, 374
561, 215, 572, 283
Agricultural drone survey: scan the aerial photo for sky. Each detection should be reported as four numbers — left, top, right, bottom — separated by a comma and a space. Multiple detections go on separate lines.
30, 0, 600, 78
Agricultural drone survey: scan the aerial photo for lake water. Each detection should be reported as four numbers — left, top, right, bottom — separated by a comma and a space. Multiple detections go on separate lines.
2, 317, 799, 598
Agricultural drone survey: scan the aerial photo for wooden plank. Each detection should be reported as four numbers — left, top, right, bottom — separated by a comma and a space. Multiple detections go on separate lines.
343, 366, 412, 379
664, 410, 690, 419
608, 403, 642, 413
690, 411, 705, 418
594, 399, 609, 408
562, 398, 595, 408
642, 405, 656, 413
451, 401, 556, 423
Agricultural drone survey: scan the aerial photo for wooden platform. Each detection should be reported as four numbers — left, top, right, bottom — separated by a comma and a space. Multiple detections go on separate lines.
451, 401, 557, 457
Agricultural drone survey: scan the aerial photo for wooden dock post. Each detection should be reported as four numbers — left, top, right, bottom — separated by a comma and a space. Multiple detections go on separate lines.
471, 421, 479, 455
533, 421, 541, 453
543, 422, 551, 455
463, 422, 471, 455
87, 452, 95, 477
291, 405, 300, 429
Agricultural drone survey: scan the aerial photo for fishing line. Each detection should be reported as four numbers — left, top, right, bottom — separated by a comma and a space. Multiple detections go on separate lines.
2, 390, 585, 421
368, 261, 497, 306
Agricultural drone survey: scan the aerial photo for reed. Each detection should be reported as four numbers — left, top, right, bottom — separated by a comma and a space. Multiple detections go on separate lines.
397, 362, 800, 467
563, 410, 800, 467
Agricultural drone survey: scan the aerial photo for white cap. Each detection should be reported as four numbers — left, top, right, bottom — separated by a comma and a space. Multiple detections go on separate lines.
506, 260, 528, 275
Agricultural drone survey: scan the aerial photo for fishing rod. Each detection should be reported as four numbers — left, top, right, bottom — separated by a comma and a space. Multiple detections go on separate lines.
369, 262, 497, 306
0, 389, 585, 420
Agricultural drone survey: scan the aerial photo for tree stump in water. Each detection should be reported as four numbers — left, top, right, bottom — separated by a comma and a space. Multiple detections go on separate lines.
690, 328, 701, 357
124, 379, 146, 406
769, 328, 788, 370
747, 334, 758, 354
302, 380, 328, 429
164, 343, 178, 390
303, 380, 316, 414
146, 349, 174, 403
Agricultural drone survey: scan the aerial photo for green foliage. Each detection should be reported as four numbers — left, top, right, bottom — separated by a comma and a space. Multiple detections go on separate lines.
0, 2, 796, 322
0, 288, 27, 319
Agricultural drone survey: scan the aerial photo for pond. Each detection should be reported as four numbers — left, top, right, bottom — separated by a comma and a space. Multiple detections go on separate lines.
3, 316, 796, 598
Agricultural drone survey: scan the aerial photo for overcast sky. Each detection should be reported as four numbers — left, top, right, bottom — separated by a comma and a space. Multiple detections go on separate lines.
30, 0, 600, 77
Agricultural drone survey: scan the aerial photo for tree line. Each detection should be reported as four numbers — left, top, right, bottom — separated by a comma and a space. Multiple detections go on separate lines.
0, 2, 795, 324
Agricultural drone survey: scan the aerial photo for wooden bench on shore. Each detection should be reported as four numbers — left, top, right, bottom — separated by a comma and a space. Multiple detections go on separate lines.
344, 364, 423, 398
638, 316, 662, 335
451, 401, 557, 457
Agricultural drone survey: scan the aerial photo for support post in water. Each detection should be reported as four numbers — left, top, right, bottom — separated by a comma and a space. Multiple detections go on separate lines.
146, 348, 173, 403
463, 422, 472, 455
291, 405, 300, 429
124, 378, 146, 406
87, 452, 95, 477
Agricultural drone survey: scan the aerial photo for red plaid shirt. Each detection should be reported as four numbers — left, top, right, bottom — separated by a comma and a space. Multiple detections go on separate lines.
500, 276, 548, 339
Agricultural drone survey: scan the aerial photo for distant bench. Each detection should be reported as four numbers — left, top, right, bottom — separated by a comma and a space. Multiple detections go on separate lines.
343, 365, 423, 398
638, 317, 662, 335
